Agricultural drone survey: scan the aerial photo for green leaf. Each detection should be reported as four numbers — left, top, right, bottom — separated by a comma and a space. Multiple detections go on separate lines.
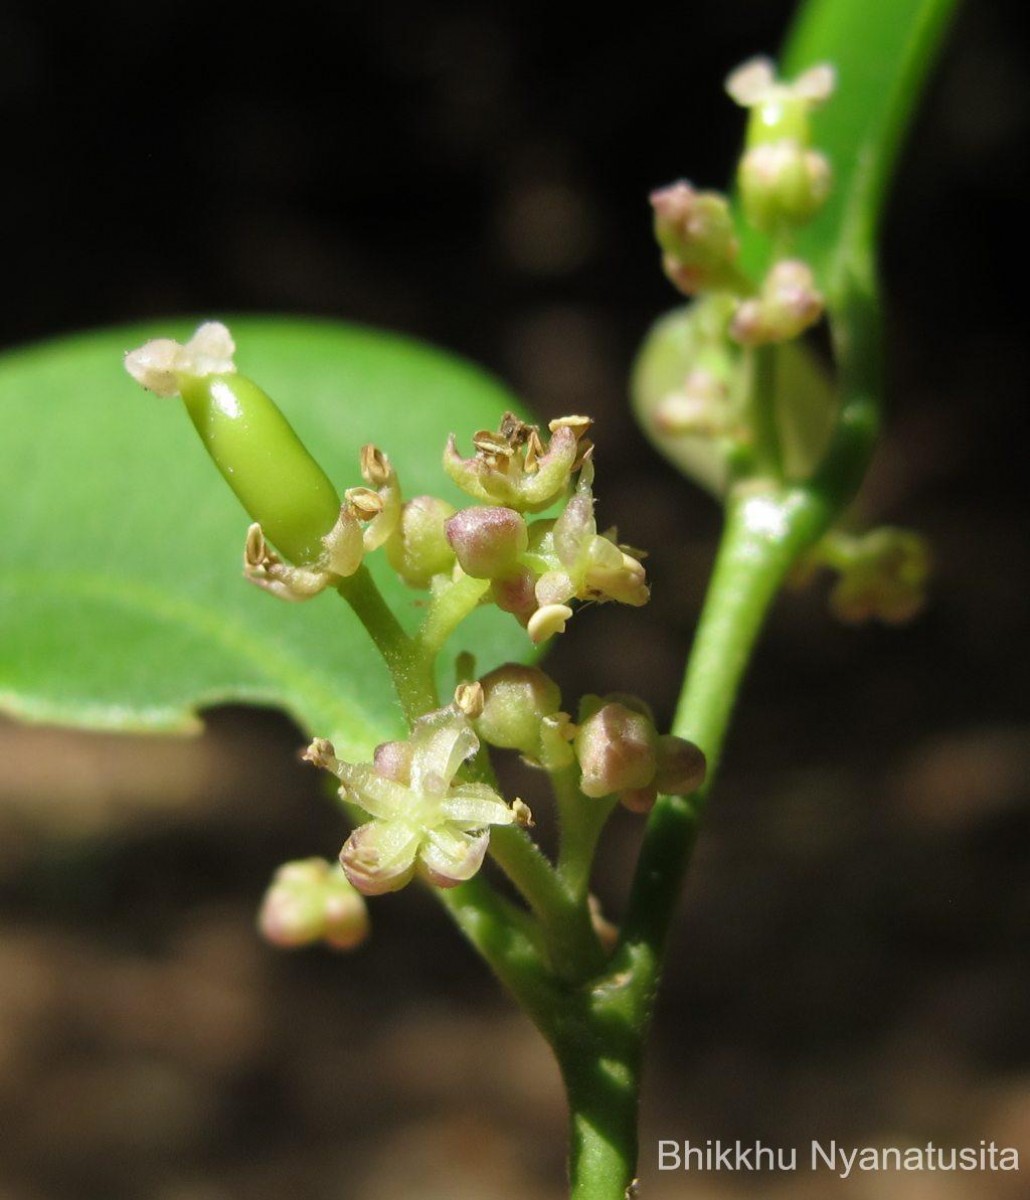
0, 317, 537, 757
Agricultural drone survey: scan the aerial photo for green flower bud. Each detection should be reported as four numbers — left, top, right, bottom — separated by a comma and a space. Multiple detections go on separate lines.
385, 495, 457, 589
125, 323, 340, 567
475, 664, 563, 756
650, 182, 741, 295
738, 141, 832, 234
445, 506, 529, 579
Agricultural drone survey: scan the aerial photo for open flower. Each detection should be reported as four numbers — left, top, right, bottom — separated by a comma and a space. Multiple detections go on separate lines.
307, 709, 517, 895
530, 463, 649, 614
444, 412, 591, 513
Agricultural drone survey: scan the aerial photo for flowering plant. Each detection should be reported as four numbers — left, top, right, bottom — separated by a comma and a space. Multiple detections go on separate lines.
0, 0, 958, 1195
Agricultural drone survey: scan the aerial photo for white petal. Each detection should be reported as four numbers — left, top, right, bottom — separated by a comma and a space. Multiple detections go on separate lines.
418, 827, 490, 887
439, 783, 515, 831
183, 321, 237, 376
124, 337, 182, 397
794, 63, 836, 103
409, 709, 478, 794
725, 57, 776, 106
335, 762, 414, 819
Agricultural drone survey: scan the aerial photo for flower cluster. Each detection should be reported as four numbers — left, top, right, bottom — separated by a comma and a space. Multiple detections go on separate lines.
468, 665, 706, 815
125, 329, 649, 639
644, 57, 837, 458
305, 705, 522, 895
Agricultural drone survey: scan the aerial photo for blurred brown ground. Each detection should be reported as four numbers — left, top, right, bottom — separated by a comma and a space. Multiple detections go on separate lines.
2, 1, 1028, 1197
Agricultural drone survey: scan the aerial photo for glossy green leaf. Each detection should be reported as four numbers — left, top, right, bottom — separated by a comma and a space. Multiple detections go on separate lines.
0, 317, 537, 757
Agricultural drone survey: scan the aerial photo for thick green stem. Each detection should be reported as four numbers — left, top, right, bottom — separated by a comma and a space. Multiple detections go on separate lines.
491, 825, 607, 981
553, 765, 617, 903
336, 566, 438, 720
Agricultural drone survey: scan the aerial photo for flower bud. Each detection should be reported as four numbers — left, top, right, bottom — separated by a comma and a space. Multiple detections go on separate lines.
445, 506, 529, 579
730, 260, 824, 346
574, 698, 659, 799
738, 141, 832, 233
650, 182, 741, 295
654, 734, 707, 795
258, 858, 369, 951
385, 495, 457, 589
475, 664, 562, 756
829, 529, 930, 625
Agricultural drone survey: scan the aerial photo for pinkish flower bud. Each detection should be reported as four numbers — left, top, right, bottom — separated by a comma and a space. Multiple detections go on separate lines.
445, 506, 529, 579
258, 858, 369, 951
651, 181, 741, 295
475, 664, 563, 756
385, 495, 457, 589
730, 260, 824, 346
574, 698, 659, 799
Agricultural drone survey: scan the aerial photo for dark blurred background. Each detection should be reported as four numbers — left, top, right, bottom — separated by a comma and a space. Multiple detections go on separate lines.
2, 2, 1028, 1198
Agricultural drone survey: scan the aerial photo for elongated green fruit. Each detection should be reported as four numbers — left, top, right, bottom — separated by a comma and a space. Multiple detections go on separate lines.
124, 322, 341, 566
178, 372, 341, 565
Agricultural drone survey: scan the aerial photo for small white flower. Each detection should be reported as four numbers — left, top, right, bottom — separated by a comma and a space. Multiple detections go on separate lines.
725, 57, 835, 109
312, 708, 517, 895
124, 321, 236, 397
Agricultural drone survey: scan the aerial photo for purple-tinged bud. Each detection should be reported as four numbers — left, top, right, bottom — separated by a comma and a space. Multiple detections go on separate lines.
490, 567, 538, 622
385, 495, 457, 589
574, 699, 659, 799
475, 664, 562, 756
738, 141, 832, 234
445, 506, 529, 579
730, 260, 824, 346
258, 858, 368, 951
373, 739, 415, 783
650, 182, 741, 296
321, 866, 372, 950
654, 735, 707, 795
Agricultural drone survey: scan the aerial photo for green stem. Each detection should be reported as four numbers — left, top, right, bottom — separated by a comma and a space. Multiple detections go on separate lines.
336, 566, 438, 720
615, 486, 831, 973
490, 825, 607, 981
418, 571, 490, 657
748, 345, 784, 481
553, 765, 617, 903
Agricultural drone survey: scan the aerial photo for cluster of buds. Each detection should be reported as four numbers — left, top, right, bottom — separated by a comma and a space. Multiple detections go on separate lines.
442, 418, 649, 643
646, 58, 835, 431
125, 329, 648, 641
794, 528, 931, 625
257, 858, 369, 950
465, 665, 706, 815
304, 704, 526, 895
